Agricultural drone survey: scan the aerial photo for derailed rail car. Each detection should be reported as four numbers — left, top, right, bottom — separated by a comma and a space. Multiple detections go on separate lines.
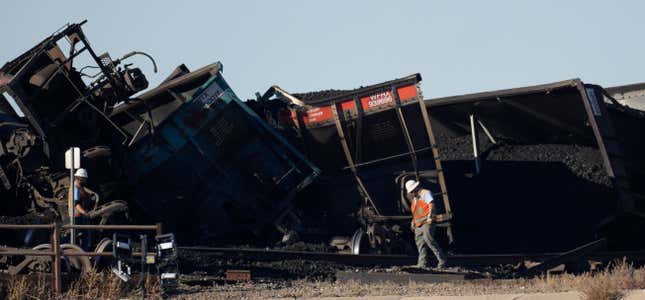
0, 21, 320, 247
259, 77, 645, 254
425, 79, 645, 253
257, 74, 453, 254
118, 63, 320, 243
0, 21, 151, 226
604, 82, 645, 198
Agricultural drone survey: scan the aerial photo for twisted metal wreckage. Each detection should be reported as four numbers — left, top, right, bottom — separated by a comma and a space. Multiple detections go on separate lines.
0, 21, 319, 276
1, 21, 645, 276
0, 21, 318, 242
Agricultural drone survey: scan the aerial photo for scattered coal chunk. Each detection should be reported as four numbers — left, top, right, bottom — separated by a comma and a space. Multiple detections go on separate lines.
274, 241, 334, 252
179, 249, 349, 281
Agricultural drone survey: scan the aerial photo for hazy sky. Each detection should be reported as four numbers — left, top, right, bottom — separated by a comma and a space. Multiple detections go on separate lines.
2, 1, 644, 100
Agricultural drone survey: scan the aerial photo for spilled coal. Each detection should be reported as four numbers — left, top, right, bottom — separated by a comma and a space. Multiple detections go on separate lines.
433, 131, 615, 254
179, 249, 350, 281
437, 134, 612, 187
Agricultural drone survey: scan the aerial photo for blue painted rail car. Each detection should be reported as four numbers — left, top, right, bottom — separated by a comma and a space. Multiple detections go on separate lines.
123, 63, 319, 242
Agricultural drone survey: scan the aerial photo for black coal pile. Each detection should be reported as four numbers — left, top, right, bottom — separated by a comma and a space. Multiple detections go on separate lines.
289, 75, 415, 104
437, 135, 612, 187
432, 131, 616, 254
274, 241, 334, 252
292, 89, 354, 104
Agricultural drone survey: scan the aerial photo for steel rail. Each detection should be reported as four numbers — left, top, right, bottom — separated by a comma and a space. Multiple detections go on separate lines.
0, 222, 163, 297
179, 246, 645, 267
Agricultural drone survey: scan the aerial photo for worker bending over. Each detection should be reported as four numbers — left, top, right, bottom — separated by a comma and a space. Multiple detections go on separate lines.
406, 179, 448, 269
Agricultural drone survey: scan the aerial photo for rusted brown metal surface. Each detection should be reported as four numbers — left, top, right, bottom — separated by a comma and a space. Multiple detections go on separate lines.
225, 269, 251, 281
51, 222, 61, 295
256, 74, 452, 255
0, 222, 164, 297
61, 224, 160, 231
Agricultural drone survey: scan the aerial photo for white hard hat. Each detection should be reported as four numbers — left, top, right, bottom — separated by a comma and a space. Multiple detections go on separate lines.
74, 168, 88, 178
405, 180, 420, 193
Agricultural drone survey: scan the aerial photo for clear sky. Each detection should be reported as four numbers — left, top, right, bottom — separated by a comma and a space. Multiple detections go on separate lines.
2, 1, 644, 100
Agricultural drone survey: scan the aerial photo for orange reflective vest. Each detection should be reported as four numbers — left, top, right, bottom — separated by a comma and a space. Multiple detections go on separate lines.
411, 189, 433, 227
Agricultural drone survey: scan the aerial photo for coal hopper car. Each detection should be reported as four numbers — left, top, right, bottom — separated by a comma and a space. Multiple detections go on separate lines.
258, 77, 645, 255
112, 63, 320, 243
425, 79, 645, 253
257, 74, 453, 254
603, 82, 645, 198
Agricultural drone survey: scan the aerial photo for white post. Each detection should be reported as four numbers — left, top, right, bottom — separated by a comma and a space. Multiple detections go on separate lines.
470, 114, 481, 174
65, 147, 81, 245
69, 163, 75, 245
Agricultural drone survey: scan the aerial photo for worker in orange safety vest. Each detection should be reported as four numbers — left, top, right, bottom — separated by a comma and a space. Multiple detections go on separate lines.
406, 179, 447, 269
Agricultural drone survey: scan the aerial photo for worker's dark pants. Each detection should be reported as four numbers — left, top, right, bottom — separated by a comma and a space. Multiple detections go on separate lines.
74, 216, 92, 251
414, 223, 447, 268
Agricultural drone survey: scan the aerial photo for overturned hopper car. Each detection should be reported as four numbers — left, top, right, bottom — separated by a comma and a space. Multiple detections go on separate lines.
257, 75, 453, 254
425, 79, 645, 253
0, 21, 320, 247
112, 63, 320, 243
605, 82, 645, 111
604, 82, 645, 197
258, 77, 645, 254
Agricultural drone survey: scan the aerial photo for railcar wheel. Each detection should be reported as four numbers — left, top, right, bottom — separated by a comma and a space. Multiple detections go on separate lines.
30, 243, 92, 273
351, 228, 373, 255
92, 238, 113, 268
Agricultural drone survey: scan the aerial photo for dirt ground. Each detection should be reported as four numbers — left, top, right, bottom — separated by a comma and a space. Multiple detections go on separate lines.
169, 261, 645, 300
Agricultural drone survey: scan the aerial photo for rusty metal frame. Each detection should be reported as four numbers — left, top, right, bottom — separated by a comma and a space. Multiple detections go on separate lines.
304, 77, 455, 233
0, 21, 137, 154
323, 79, 455, 241
342, 147, 433, 170
266, 74, 454, 242
392, 85, 419, 176
0, 223, 163, 297
354, 96, 365, 163
0, 86, 49, 154
331, 102, 380, 215
417, 86, 454, 243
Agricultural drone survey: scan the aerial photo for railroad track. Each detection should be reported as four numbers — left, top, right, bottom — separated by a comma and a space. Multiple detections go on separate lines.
179, 246, 645, 267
